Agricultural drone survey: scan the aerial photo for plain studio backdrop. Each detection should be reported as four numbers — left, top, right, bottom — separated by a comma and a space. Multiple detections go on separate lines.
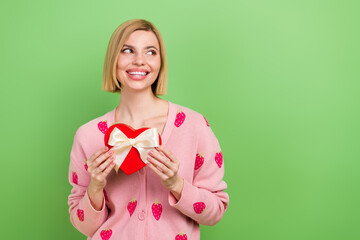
0, 0, 359, 239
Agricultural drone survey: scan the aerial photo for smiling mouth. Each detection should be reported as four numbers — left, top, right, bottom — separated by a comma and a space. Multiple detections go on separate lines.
126, 71, 149, 76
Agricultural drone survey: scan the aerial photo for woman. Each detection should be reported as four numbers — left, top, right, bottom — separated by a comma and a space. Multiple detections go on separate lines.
68, 19, 229, 240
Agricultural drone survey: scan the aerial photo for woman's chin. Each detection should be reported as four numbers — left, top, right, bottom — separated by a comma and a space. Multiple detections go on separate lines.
121, 84, 154, 93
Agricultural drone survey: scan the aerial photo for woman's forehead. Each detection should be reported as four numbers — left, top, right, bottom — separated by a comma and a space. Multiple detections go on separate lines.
124, 30, 160, 48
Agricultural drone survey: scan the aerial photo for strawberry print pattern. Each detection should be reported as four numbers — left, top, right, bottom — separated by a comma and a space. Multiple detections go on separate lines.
194, 153, 204, 170
72, 171, 78, 184
152, 200, 163, 221
193, 202, 206, 214
83, 158, 88, 171
98, 120, 108, 134
100, 228, 112, 240
127, 199, 137, 216
175, 232, 188, 240
77, 209, 84, 221
174, 111, 186, 127
215, 151, 223, 168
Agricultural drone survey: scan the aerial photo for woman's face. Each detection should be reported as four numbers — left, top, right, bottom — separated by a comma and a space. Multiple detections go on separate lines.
116, 30, 161, 93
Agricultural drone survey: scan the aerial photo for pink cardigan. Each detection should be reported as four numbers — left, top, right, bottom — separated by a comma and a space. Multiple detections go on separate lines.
68, 101, 229, 240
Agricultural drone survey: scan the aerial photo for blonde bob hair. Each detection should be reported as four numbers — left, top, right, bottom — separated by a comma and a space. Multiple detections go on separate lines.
102, 19, 168, 95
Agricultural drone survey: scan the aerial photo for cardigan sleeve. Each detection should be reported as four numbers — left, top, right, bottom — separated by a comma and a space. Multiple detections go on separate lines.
67, 129, 108, 237
168, 120, 229, 226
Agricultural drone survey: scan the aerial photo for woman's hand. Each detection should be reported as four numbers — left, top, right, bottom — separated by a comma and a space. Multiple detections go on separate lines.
86, 146, 116, 210
147, 145, 184, 200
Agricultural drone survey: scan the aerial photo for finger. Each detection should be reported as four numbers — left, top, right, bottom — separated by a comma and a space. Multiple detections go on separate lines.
89, 146, 109, 164
149, 150, 171, 168
150, 152, 178, 173
157, 150, 166, 157
156, 146, 178, 163
102, 160, 116, 177
97, 155, 115, 173
147, 161, 167, 179
150, 150, 179, 173
147, 156, 172, 175
92, 150, 113, 168
88, 153, 111, 173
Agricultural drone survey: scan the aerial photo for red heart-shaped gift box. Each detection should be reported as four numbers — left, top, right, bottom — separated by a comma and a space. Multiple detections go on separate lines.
104, 123, 162, 175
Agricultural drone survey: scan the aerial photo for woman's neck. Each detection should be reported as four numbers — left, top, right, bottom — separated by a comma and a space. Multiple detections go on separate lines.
115, 88, 163, 125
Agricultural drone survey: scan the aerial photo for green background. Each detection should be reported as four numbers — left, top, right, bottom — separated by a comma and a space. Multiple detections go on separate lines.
1, 0, 359, 239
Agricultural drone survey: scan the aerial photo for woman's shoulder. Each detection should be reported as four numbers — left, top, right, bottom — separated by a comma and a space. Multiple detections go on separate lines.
169, 101, 210, 129
74, 108, 115, 140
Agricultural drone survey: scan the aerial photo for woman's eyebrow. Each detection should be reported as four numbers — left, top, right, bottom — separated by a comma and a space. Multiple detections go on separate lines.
123, 44, 158, 51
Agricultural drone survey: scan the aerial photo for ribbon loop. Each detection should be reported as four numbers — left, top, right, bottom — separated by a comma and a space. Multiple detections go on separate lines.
107, 127, 159, 173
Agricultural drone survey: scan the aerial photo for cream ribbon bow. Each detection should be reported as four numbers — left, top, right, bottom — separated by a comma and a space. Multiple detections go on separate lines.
107, 127, 160, 173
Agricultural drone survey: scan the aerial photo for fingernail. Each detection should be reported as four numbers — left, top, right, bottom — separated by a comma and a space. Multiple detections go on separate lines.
108, 150, 113, 155
149, 151, 153, 155
104, 147, 108, 151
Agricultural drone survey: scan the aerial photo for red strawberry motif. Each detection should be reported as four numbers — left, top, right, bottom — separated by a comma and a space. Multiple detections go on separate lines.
127, 198, 137, 216
100, 228, 112, 240
83, 158, 88, 171
215, 151, 223, 168
72, 171, 78, 184
77, 209, 84, 221
98, 120, 108, 134
194, 153, 204, 170
152, 200, 162, 221
193, 202, 206, 214
203, 115, 210, 127
175, 232, 188, 240
103, 189, 109, 202
174, 111, 186, 127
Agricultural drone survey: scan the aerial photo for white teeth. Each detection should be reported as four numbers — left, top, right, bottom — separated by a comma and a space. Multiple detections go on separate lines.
128, 71, 147, 76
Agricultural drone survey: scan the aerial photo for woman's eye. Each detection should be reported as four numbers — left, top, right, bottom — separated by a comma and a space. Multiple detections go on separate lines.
122, 48, 132, 53
147, 50, 157, 55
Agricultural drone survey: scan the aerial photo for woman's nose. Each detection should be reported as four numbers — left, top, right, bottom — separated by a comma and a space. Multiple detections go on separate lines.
133, 53, 145, 65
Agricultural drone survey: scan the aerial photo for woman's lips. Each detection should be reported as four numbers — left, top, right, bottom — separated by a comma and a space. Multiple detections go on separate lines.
126, 71, 149, 80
